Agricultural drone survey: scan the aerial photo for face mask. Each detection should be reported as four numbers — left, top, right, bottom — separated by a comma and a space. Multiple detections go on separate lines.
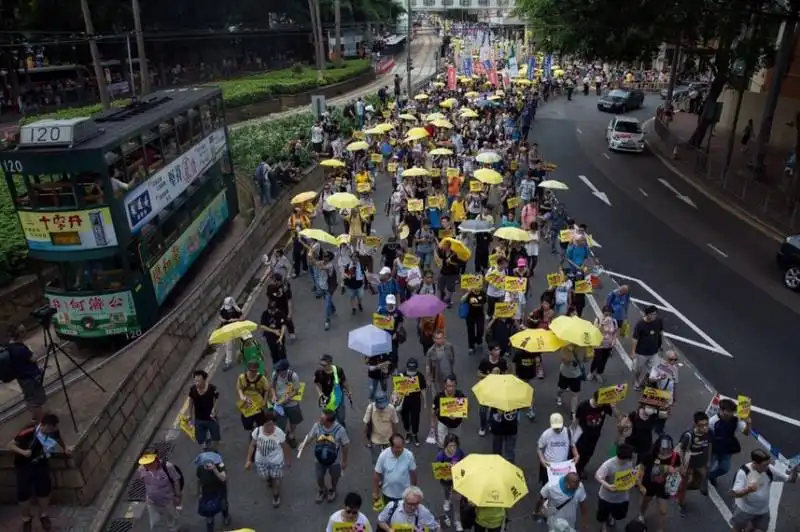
406, 369, 418, 376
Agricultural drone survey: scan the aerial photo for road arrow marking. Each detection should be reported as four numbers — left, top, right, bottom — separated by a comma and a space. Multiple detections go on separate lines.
658, 178, 697, 208
638, 188, 649, 197
578, 175, 612, 207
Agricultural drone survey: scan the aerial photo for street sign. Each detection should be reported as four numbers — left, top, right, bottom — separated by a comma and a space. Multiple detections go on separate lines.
311, 95, 326, 119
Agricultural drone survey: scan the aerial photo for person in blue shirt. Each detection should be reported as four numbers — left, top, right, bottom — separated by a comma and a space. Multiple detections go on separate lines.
376, 268, 399, 312
604, 285, 631, 327
565, 235, 591, 273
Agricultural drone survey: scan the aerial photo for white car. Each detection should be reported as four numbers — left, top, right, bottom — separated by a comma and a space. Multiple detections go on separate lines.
606, 116, 645, 153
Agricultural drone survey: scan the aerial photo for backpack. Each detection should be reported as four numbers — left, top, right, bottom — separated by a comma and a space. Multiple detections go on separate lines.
0, 345, 15, 383
736, 464, 773, 488
313, 424, 341, 466
162, 461, 185, 492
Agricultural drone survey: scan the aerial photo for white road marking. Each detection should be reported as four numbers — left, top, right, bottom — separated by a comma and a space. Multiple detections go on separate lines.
629, 297, 670, 312
601, 269, 733, 357
707, 243, 728, 258
664, 332, 728, 353
638, 187, 649, 197
708, 484, 734, 526
602, 153, 611, 160
578, 175, 612, 207
576, 128, 583, 134
658, 178, 698, 208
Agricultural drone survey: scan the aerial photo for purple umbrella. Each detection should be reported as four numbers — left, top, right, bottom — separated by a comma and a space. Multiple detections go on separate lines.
399, 294, 446, 318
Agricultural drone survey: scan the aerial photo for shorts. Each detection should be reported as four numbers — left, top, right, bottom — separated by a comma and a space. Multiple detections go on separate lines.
19, 377, 46, 408
16, 463, 51, 502
730, 508, 770, 531
241, 411, 267, 431
256, 462, 284, 481
436, 420, 461, 447
437, 274, 457, 294
596, 498, 629, 523
347, 286, 365, 300
315, 462, 342, 485
194, 419, 221, 444
557, 373, 582, 393
538, 463, 549, 486
277, 404, 304, 430
312, 142, 323, 152
642, 483, 669, 500
634, 353, 658, 375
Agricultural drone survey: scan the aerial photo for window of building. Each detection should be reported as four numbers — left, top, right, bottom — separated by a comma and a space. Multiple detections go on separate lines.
188, 107, 202, 143
460, 0, 472, 6
442, 0, 453, 5
423, 0, 435, 7
199, 102, 212, 135
159, 120, 179, 162
478, 0, 489, 5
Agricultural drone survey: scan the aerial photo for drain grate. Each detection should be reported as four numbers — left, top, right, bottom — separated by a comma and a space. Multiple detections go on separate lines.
151, 440, 175, 460
106, 518, 134, 532
125, 440, 176, 502
126, 477, 146, 501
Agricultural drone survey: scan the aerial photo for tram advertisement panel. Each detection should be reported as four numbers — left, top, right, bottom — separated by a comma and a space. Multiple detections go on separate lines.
124, 127, 227, 233
46, 290, 139, 338
18, 207, 118, 251
149, 190, 229, 304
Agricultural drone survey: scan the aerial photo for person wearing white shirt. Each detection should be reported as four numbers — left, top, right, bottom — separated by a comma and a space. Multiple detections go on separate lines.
311, 122, 324, 153
326, 492, 372, 532
376, 486, 439, 532
534, 413, 580, 523
540, 472, 588, 530
731, 449, 798, 532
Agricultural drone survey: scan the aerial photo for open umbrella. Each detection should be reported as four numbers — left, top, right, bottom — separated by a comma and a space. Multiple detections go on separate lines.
406, 127, 430, 141
326, 192, 359, 209
299, 228, 338, 246
464, 91, 479, 98
429, 147, 454, 156
472, 374, 534, 411
476, 151, 502, 164
319, 159, 346, 168
425, 112, 446, 121
474, 168, 503, 184
399, 294, 447, 318
431, 118, 454, 129
346, 141, 369, 152
539, 180, 569, 190
414, 93, 429, 101
402, 167, 431, 177
458, 219, 493, 233
460, 109, 479, 118
440, 237, 472, 261
375, 123, 394, 132
194, 451, 223, 466
510, 329, 567, 353
364, 127, 385, 135
550, 316, 604, 347
399, 113, 418, 122
494, 227, 532, 242
453, 454, 528, 508
290, 191, 317, 204
440, 98, 458, 108
348, 324, 392, 356
208, 320, 258, 345
487, 95, 502, 101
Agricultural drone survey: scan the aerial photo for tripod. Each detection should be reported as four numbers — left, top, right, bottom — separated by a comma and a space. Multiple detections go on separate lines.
39, 320, 106, 432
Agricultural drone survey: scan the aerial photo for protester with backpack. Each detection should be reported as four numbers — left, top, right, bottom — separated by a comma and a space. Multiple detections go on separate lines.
300, 409, 351, 503
376, 486, 439, 532
137, 449, 184, 532
271, 359, 304, 447
3, 324, 46, 423
730, 448, 799, 532
194, 451, 230, 531
707, 398, 750, 486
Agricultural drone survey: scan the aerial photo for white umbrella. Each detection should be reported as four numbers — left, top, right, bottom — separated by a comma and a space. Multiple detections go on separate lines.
458, 219, 494, 233
347, 325, 392, 356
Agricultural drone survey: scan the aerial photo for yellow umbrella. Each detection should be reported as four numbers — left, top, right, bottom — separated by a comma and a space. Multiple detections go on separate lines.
346, 141, 369, 152
440, 98, 458, 108
460, 109, 479, 118
538, 180, 569, 190
510, 329, 567, 353
494, 227, 532, 242
363, 127, 384, 135
375, 122, 394, 132
495, 90, 505, 96
405, 127, 430, 141
550, 316, 604, 347
414, 93, 429, 101
336, 234, 351, 245
326, 192, 359, 209
464, 91, 479, 98
425, 112, 446, 121
453, 454, 528, 508
475, 151, 502, 164
208, 320, 259, 345
474, 168, 503, 185
513, 78, 532, 85
440, 237, 472, 261
458, 76, 473, 83
402, 167, 431, 177
472, 374, 533, 411
398, 113, 418, 122
487, 95, 502, 101
431, 118, 454, 129
429, 147, 454, 156
299, 228, 339, 246
319, 158, 345, 168
290, 191, 317, 204
433, 81, 445, 87
552, 64, 561, 70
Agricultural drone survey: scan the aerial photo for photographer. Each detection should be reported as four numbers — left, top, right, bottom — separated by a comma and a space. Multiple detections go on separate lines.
3, 324, 46, 422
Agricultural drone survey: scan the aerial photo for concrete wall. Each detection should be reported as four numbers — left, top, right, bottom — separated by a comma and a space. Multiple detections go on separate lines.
717, 88, 800, 149
0, 165, 326, 505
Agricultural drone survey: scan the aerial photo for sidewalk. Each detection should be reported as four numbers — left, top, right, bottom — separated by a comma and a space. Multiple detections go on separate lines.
647, 112, 800, 235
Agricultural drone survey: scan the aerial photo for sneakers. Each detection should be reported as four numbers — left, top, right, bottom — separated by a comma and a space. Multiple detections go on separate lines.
556, 396, 563, 407
526, 408, 536, 420
324, 321, 330, 331
405, 433, 412, 444
289, 333, 296, 341
454, 521, 464, 532
443, 500, 452, 513
478, 428, 486, 437
327, 489, 337, 502
272, 495, 281, 507
536, 366, 545, 379
316, 490, 326, 503
412, 434, 420, 447
358, 303, 364, 312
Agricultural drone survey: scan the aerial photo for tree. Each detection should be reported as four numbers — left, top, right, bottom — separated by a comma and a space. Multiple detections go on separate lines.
80, 0, 111, 109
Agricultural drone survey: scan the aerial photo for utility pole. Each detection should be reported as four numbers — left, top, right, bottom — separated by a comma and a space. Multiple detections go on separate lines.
131, 0, 150, 94
334, 0, 342, 64
664, 35, 681, 105
80, 0, 110, 110
406, 0, 413, 96
308, 0, 324, 80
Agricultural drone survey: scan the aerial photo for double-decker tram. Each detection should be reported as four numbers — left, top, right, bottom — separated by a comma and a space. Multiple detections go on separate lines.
1, 87, 238, 340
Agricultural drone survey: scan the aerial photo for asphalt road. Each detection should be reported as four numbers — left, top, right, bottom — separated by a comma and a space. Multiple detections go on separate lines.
533, 93, 800, 461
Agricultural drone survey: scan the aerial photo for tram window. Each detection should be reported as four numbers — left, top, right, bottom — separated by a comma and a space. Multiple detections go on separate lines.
159, 121, 179, 162
121, 137, 147, 185
51, 257, 125, 292
75, 172, 106, 205
188, 108, 202, 143
29, 174, 77, 208
6, 174, 32, 207
142, 128, 165, 174
174, 113, 191, 152
199, 103, 212, 134
214, 96, 225, 128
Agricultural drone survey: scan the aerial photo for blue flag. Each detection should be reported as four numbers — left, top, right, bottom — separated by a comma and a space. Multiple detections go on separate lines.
527, 57, 536, 81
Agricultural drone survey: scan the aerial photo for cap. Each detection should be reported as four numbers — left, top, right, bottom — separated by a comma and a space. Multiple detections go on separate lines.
386, 294, 397, 305
406, 357, 419, 371
516, 257, 527, 267
241, 331, 253, 340
549, 412, 565, 429
223, 296, 235, 309
138, 453, 157, 465
374, 393, 390, 408
274, 359, 290, 372
380, 266, 392, 276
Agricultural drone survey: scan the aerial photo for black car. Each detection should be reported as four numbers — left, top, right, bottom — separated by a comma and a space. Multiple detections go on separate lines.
597, 89, 645, 113
777, 235, 800, 291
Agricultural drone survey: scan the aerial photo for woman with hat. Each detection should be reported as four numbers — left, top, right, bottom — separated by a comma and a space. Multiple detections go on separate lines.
397, 357, 427, 446
219, 296, 243, 372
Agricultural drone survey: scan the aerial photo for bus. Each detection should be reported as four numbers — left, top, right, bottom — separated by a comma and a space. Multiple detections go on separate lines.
0, 86, 238, 340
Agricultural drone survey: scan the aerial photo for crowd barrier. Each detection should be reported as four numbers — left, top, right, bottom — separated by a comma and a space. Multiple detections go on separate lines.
607, 80, 669, 93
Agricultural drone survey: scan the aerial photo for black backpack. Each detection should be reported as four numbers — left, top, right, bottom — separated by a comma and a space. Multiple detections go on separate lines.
162, 462, 185, 492
0, 344, 17, 383
314, 425, 341, 466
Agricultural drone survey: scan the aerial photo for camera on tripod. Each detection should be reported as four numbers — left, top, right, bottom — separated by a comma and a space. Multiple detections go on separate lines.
31, 304, 57, 328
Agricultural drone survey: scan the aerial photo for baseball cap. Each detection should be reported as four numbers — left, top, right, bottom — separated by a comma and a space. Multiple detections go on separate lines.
549, 412, 565, 429
386, 294, 397, 305
138, 453, 157, 465
516, 257, 527, 268
241, 331, 253, 340
374, 393, 390, 408
380, 266, 392, 276
274, 359, 290, 372
223, 296, 235, 309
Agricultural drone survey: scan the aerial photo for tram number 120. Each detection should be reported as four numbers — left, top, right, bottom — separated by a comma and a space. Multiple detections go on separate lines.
0, 159, 23, 173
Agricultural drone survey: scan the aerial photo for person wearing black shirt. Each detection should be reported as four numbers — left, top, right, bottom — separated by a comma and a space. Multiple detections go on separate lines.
399, 358, 427, 446
676, 412, 711, 515
489, 408, 519, 463
6, 324, 45, 422
266, 272, 296, 340
196, 455, 230, 530
486, 317, 516, 357
568, 271, 587, 318
259, 299, 288, 363
314, 354, 352, 427
632, 306, 664, 390
511, 349, 538, 420
437, 244, 462, 306
189, 370, 220, 450
9, 413, 70, 531
638, 435, 681, 530
574, 391, 618, 477
623, 405, 659, 462
474, 232, 492, 273
380, 238, 402, 269
431, 375, 466, 447
477, 345, 508, 436
460, 288, 486, 354
366, 353, 392, 400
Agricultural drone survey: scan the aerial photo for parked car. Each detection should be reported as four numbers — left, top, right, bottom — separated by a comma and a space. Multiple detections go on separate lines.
597, 89, 645, 113
606, 116, 645, 153
777, 235, 800, 291
660, 81, 709, 100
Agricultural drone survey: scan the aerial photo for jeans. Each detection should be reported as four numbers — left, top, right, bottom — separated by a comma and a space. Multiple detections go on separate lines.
492, 433, 517, 463
708, 453, 733, 480
194, 419, 221, 445
416, 250, 433, 269
292, 240, 308, 276
259, 181, 272, 205
550, 229, 560, 253
324, 293, 336, 321
310, 266, 323, 294
368, 377, 388, 400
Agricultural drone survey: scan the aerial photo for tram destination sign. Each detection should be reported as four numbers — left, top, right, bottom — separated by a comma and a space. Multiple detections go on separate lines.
19, 118, 98, 147
123, 127, 227, 233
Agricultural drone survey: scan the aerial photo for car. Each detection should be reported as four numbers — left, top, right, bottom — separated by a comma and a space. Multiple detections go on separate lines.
606, 116, 645, 153
660, 81, 708, 100
597, 89, 645, 113
777, 235, 800, 291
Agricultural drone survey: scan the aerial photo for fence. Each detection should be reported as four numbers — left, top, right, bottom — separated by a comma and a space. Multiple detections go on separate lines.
653, 117, 800, 233
607, 80, 669, 93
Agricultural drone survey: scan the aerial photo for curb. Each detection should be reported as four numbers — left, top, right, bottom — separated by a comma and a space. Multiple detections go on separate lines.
643, 118, 785, 243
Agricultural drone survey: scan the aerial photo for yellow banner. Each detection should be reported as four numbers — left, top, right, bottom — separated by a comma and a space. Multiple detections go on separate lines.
393, 375, 421, 395
494, 302, 517, 318
236, 396, 265, 418
360, 206, 376, 218
432, 462, 453, 480
460, 274, 483, 290
387, 162, 398, 173
546, 272, 565, 288
356, 182, 371, 193
291, 382, 306, 401
469, 180, 484, 192
373, 313, 395, 330
614, 469, 638, 491
439, 397, 469, 418
641, 387, 671, 409
504, 276, 527, 293
506, 196, 520, 209
178, 415, 195, 441
574, 280, 593, 294
737, 395, 752, 419
597, 384, 628, 405
486, 270, 505, 288
365, 236, 382, 248
18, 208, 118, 251
402, 253, 420, 268
371, 153, 383, 163
408, 199, 424, 211
559, 229, 572, 243
427, 196, 444, 209
446, 167, 459, 177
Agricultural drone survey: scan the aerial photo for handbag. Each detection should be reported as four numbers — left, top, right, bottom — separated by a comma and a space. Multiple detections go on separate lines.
365, 403, 375, 440
458, 300, 470, 319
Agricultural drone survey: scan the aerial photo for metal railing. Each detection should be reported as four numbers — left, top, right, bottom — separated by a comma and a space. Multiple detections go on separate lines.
653, 117, 800, 233
607, 80, 670, 93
